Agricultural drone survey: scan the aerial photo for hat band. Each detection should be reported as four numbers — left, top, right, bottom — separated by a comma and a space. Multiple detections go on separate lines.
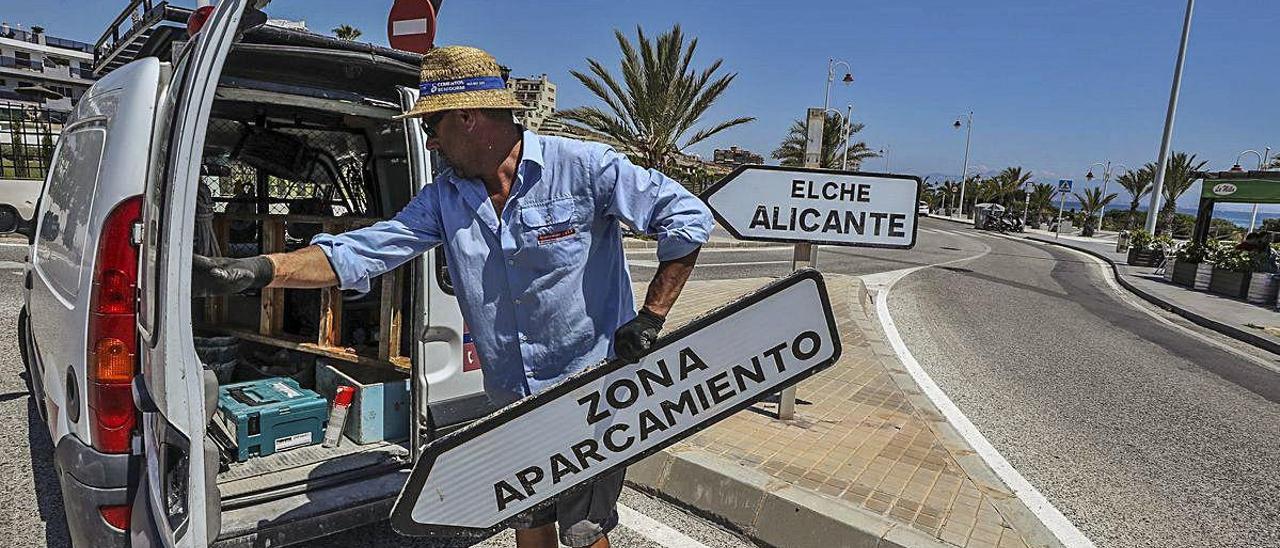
419, 76, 507, 97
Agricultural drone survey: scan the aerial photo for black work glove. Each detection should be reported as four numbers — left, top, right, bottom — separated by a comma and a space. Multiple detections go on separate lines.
613, 309, 665, 363
192, 254, 275, 297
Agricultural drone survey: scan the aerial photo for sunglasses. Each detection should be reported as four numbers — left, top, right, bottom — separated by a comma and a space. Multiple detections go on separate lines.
421, 110, 451, 139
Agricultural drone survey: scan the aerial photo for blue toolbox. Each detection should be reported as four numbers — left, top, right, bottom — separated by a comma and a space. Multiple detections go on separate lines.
215, 377, 328, 462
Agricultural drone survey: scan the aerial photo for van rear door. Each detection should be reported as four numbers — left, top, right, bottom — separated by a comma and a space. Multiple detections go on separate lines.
135, 1, 258, 545
396, 86, 490, 455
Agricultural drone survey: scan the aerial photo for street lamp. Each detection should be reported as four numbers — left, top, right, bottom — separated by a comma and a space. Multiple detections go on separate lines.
824, 58, 853, 113
1235, 148, 1268, 231
1084, 161, 1128, 232
954, 111, 974, 216
878, 145, 890, 172
1145, 0, 1195, 234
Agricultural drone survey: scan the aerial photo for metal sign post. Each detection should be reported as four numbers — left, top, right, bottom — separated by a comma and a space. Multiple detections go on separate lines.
391, 272, 842, 534
1055, 179, 1072, 238
779, 108, 827, 419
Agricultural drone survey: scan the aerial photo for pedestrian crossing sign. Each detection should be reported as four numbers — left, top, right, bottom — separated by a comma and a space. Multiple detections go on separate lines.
1058, 179, 1073, 193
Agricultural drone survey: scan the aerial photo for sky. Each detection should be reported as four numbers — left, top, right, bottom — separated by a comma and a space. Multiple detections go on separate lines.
6, 0, 1278, 209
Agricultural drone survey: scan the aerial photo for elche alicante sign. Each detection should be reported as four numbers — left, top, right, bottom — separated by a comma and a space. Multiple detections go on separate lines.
701, 165, 921, 249
391, 271, 842, 535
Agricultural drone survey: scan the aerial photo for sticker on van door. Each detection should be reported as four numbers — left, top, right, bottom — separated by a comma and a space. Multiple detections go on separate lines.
463, 324, 482, 372
390, 270, 841, 536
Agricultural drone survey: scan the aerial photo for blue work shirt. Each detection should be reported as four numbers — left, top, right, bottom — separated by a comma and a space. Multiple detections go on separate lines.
312, 130, 712, 406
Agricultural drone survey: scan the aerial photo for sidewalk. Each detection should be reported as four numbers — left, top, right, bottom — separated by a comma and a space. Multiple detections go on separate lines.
1025, 234, 1280, 356
627, 275, 1061, 548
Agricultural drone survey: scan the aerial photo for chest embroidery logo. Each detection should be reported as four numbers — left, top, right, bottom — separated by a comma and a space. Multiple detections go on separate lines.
537, 227, 577, 244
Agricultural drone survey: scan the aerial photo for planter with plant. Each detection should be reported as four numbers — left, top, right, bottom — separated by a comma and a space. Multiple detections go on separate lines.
1172, 240, 1208, 286
1246, 248, 1280, 305
1126, 230, 1162, 267
1208, 247, 1252, 298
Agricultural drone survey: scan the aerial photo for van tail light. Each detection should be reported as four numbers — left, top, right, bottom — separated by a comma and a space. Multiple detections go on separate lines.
99, 504, 131, 530
186, 5, 215, 38
88, 196, 142, 454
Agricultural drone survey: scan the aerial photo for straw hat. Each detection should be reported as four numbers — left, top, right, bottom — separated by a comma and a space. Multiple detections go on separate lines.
397, 46, 530, 119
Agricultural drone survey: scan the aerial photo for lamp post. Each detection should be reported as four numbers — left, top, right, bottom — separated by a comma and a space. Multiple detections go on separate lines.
878, 145, 890, 172
1146, 0, 1195, 234
1232, 148, 1267, 231
841, 104, 853, 170
954, 112, 974, 217
824, 58, 853, 113
1085, 161, 1128, 233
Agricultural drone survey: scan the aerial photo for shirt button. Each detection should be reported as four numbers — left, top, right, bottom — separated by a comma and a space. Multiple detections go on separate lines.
507, 259, 515, 266
519, 334, 528, 342
513, 298, 522, 305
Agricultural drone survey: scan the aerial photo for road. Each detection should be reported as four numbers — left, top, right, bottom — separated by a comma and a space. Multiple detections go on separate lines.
885, 221, 1280, 547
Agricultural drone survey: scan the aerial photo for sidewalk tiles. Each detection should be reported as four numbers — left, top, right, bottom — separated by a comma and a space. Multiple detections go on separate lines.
627, 275, 1061, 548
1027, 235, 1280, 356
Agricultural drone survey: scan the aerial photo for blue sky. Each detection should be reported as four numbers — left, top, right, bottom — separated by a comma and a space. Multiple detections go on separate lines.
7, 0, 1278, 208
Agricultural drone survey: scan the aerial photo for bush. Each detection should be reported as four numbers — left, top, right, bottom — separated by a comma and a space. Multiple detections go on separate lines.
1176, 241, 1210, 263
1128, 229, 1155, 251
1212, 248, 1254, 273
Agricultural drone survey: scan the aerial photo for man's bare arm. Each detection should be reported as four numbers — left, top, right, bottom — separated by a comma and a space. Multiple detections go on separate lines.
265, 245, 339, 289
640, 248, 700, 318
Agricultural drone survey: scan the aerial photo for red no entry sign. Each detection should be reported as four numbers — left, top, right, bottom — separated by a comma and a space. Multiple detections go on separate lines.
387, 0, 437, 54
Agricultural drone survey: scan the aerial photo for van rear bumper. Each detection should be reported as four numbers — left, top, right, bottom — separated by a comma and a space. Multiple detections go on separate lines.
54, 435, 133, 548
213, 468, 410, 547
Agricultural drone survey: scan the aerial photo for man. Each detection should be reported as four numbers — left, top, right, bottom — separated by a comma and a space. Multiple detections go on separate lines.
194, 46, 712, 548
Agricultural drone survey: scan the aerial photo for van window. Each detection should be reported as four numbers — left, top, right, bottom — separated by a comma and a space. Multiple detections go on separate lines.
33, 125, 106, 301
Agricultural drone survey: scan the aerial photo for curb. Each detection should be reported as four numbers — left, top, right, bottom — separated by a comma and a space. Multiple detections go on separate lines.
622, 239, 780, 250
1027, 236, 1280, 356
624, 448, 953, 548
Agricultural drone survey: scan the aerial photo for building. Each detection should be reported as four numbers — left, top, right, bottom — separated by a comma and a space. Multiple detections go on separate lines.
0, 23, 96, 114
713, 146, 763, 167
507, 73, 556, 131
1, 23, 96, 181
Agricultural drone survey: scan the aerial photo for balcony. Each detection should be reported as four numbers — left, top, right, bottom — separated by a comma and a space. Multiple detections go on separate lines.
0, 29, 92, 52
0, 56, 44, 72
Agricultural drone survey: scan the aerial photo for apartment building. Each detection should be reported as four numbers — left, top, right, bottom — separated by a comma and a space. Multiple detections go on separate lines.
507, 73, 556, 131
0, 23, 96, 114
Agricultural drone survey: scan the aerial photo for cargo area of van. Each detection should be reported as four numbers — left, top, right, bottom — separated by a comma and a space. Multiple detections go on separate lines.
184, 30, 428, 530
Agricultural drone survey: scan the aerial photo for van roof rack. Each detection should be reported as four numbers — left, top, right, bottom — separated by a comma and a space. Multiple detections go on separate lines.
93, 0, 192, 76
94, 1, 430, 78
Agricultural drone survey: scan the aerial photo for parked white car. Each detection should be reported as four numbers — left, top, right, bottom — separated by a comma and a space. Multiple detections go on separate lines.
9, 1, 488, 546
918, 200, 930, 216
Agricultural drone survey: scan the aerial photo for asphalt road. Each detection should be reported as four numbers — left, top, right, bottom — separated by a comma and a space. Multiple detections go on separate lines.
0, 239, 750, 547
887, 222, 1280, 547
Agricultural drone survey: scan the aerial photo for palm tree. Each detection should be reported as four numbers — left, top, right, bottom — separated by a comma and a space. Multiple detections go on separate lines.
1073, 187, 1119, 237
940, 180, 961, 215
992, 166, 1033, 207
771, 112, 877, 169
555, 25, 754, 171
1114, 167, 1153, 230
1027, 182, 1056, 228
1155, 152, 1208, 235
332, 24, 362, 41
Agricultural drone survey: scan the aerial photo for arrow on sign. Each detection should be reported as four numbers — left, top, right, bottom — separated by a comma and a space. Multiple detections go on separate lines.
390, 270, 842, 536
702, 165, 921, 249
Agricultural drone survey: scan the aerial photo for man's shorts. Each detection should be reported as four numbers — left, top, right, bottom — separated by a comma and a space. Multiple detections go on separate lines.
510, 468, 625, 547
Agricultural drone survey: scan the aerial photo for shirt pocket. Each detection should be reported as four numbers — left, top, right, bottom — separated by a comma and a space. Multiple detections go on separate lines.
517, 197, 585, 264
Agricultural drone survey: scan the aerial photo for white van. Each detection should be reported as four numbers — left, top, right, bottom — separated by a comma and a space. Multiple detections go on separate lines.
10, 1, 489, 545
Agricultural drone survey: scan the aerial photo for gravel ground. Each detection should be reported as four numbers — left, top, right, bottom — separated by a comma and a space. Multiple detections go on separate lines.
888, 230, 1280, 547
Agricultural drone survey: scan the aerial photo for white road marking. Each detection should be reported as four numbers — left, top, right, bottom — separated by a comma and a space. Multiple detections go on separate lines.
0, 242, 29, 248
616, 503, 711, 548
866, 232, 1098, 548
625, 245, 791, 254
1033, 239, 1280, 375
